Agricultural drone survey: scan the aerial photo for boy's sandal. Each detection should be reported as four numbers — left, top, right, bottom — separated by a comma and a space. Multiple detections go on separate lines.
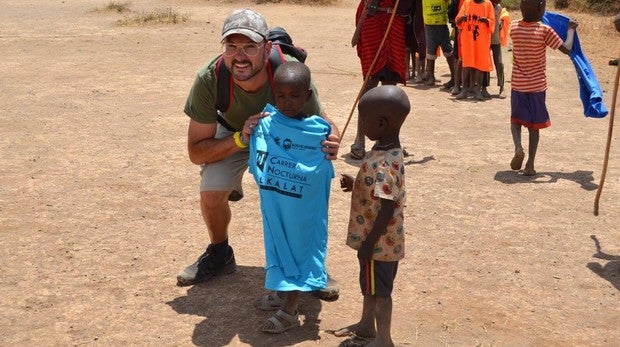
261, 309, 300, 334
256, 293, 284, 311
339, 337, 373, 347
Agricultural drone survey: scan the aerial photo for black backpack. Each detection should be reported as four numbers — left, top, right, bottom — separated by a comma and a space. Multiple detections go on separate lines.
215, 27, 307, 116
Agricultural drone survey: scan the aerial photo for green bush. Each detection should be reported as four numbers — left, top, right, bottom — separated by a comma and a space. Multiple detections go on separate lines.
586, 0, 620, 14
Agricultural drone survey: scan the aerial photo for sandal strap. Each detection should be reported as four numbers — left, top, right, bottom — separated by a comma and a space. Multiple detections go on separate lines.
274, 309, 298, 322
264, 309, 299, 333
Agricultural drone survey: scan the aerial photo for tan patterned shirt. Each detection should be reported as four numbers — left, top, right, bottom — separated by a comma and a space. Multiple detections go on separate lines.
346, 148, 406, 261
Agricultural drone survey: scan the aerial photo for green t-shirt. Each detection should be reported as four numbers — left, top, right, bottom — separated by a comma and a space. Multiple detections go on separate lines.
184, 54, 323, 131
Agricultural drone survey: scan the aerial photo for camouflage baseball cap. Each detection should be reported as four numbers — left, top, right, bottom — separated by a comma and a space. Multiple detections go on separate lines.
221, 9, 268, 43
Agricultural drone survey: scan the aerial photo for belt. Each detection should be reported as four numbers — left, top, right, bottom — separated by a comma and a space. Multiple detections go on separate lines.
372, 6, 407, 16
375, 6, 394, 13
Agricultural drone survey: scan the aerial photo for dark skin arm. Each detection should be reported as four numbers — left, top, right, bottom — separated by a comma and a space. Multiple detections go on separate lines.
357, 199, 396, 262
558, 20, 578, 55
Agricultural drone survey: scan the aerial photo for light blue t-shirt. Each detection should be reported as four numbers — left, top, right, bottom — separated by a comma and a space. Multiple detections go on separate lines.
248, 104, 334, 292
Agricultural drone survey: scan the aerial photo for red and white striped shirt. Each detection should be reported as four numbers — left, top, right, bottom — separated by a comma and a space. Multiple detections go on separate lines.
510, 20, 563, 92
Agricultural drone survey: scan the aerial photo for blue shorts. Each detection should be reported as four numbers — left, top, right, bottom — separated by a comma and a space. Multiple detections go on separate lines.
359, 259, 398, 297
425, 24, 453, 59
511, 90, 551, 129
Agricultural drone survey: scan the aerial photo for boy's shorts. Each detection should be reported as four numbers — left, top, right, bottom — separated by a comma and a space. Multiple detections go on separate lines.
199, 124, 249, 195
510, 90, 551, 129
359, 259, 399, 297
425, 24, 453, 59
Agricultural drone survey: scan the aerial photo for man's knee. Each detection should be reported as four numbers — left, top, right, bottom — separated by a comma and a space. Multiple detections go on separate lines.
200, 190, 230, 210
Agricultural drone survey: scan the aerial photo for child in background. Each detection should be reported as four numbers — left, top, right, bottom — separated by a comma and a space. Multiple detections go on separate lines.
509, 0, 577, 175
455, 0, 495, 101
482, 0, 509, 99
406, 0, 427, 83
247, 62, 335, 333
334, 85, 409, 347
421, 0, 456, 88
448, 0, 466, 95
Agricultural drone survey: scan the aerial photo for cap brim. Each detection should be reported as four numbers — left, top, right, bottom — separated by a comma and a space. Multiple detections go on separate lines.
221, 29, 264, 43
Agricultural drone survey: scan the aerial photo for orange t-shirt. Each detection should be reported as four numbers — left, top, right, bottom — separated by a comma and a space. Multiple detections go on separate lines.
456, 0, 495, 71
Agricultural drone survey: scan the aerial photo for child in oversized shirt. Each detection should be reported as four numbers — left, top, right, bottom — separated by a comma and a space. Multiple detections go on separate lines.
455, 0, 495, 101
333, 85, 409, 347
248, 61, 335, 334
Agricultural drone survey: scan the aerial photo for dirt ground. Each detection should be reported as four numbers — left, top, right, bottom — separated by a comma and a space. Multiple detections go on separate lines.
1, 0, 619, 346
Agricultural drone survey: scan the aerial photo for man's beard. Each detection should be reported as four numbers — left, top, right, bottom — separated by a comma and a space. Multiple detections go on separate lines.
231, 55, 266, 82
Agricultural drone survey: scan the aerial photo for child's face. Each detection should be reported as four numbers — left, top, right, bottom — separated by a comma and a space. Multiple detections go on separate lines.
273, 82, 311, 118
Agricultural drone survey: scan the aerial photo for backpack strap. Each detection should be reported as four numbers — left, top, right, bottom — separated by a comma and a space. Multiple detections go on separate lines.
214, 45, 287, 115
214, 55, 233, 115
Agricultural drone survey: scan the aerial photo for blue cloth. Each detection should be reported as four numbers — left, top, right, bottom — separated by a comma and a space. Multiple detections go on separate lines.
248, 104, 334, 292
542, 12, 608, 118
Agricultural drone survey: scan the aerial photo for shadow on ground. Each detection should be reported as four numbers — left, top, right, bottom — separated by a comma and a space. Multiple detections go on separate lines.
167, 265, 325, 347
493, 169, 598, 190
587, 235, 620, 291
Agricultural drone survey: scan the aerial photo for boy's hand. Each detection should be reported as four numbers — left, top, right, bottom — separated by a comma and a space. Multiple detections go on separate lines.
568, 20, 578, 29
357, 241, 374, 263
340, 174, 354, 192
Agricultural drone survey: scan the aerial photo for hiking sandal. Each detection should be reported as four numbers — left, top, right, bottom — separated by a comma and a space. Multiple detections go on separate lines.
261, 309, 300, 334
256, 293, 284, 311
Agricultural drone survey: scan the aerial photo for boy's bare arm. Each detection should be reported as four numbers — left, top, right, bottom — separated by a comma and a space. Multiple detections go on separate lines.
559, 20, 578, 55
357, 199, 396, 262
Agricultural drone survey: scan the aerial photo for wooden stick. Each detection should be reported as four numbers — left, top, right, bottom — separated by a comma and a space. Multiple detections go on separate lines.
341, 0, 401, 139
593, 53, 619, 216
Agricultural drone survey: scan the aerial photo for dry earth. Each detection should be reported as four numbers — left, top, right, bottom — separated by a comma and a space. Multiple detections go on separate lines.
1, 0, 619, 346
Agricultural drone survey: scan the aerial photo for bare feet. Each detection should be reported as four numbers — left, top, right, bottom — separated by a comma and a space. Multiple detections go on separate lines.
510, 149, 525, 170
333, 323, 376, 339
523, 165, 536, 176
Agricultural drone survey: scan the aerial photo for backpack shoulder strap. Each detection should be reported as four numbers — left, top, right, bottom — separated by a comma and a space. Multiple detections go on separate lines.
267, 44, 286, 86
215, 55, 233, 114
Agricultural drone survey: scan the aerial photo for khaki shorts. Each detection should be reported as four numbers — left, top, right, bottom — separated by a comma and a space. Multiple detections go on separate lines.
199, 124, 249, 196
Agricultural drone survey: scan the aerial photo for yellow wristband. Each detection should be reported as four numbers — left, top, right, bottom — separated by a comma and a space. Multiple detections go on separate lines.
233, 131, 248, 149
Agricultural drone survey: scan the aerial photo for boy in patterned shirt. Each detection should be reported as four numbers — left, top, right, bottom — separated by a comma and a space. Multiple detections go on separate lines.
509, 0, 577, 175
334, 85, 409, 347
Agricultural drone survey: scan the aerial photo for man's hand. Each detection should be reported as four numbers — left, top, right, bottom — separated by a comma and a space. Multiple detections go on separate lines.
241, 112, 269, 142
322, 133, 341, 160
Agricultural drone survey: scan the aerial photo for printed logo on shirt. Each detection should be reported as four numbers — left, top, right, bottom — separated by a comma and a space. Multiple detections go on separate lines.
255, 154, 309, 199
256, 150, 268, 172
273, 136, 321, 152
